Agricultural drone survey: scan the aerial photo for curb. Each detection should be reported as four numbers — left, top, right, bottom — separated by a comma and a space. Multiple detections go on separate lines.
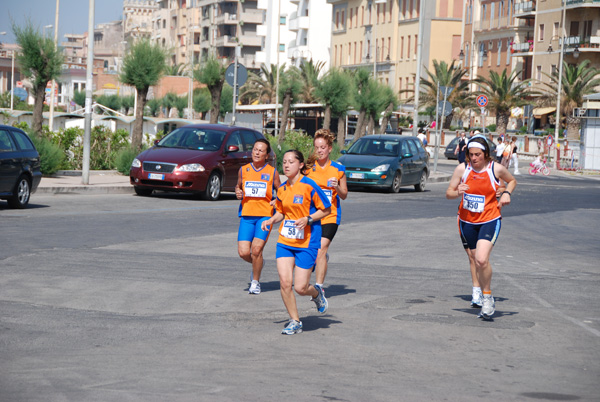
35, 186, 134, 195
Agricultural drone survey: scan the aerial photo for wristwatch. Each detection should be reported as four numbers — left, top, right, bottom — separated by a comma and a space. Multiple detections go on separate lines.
306, 216, 314, 225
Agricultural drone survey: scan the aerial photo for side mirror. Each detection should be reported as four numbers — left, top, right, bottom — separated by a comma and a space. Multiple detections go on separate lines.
403, 153, 413, 158
227, 145, 240, 153
154, 140, 160, 146
341, 150, 347, 154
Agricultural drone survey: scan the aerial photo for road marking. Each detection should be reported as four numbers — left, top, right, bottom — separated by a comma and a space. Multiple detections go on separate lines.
500, 272, 600, 338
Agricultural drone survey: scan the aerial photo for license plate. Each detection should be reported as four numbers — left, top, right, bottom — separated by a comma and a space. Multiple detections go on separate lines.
349, 172, 364, 179
148, 173, 164, 180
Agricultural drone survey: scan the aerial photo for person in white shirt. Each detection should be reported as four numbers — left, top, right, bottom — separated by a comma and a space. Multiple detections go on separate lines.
495, 137, 505, 163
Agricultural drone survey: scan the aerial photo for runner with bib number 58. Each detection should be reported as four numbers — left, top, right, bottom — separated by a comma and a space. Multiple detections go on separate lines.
261, 150, 331, 335
446, 135, 516, 320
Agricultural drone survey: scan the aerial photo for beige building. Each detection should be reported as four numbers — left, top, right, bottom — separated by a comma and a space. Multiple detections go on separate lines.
327, 0, 463, 100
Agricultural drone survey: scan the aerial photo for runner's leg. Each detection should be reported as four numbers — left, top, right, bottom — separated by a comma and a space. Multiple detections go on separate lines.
277, 256, 300, 321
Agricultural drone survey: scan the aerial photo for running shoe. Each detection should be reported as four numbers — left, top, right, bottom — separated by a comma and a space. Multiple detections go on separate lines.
281, 320, 303, 335
312, 284, 328, 314
471, 290, 483, 308
481, 295, 495, 319
249, 280, 261, 295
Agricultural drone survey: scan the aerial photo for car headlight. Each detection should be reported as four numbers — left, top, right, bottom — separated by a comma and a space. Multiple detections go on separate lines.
131, 158, 141, 168
371, 164, 390, 172
176, 163, 205, 172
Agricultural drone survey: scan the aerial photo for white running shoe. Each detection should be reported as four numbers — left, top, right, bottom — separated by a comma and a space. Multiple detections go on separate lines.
281, 320, 303, 335
471, 290, 483, 307
481, 295, 495, 319
249, 280, 261, 294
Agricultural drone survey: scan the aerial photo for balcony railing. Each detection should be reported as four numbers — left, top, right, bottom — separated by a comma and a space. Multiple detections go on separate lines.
511, 41, 533, 53
566, 0, 600, 6
514, 1, 535, 14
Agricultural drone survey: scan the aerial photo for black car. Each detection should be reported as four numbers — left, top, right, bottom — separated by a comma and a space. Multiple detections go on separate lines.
0, 125, 42, 208
444, 136, 497, 160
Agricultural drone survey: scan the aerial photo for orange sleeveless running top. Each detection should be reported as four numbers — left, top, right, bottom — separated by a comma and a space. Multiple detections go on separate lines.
238, 163, 276, 217
458, 161, 501, 224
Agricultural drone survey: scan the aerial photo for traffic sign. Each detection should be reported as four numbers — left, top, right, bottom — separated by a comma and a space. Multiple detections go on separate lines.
437, 100, 452, 117
476, 95, 488, 108
225, 63, 247, 88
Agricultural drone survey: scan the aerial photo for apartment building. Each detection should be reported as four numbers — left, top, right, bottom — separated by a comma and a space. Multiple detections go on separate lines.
327, 0, 463, 99
517, 0, 600, 84
462, 0, 532, 86
286, 0, 333, 69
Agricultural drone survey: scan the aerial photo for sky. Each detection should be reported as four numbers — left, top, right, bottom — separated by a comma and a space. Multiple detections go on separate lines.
0, 0, 124, 44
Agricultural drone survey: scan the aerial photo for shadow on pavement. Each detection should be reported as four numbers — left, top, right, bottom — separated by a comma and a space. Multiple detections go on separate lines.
323, 284, 357, 298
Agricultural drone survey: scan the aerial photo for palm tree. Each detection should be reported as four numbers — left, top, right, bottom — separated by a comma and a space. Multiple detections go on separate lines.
377, 86, 399, 134
194, 57, 226, 124
277, 67, 302, 141
418, 60, 470, 129
120, 39, 168, 150
352, 68, 375, 139
164, 62, 187, 76
540, 60, 600, 140
298, 59, 325, 103
161, 92, 178, 117
475, 69, 535, 136
315, 68, 354, 144
240, 63, 281, 104
12, 21, 63, 134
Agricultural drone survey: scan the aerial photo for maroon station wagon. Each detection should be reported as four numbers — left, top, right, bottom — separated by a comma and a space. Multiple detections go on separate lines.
130, 124, 275, 200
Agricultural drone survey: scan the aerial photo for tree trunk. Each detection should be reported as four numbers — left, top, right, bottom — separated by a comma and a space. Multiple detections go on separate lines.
279, 91, 292, 142
323, 105, 331, 130
443, 111, 454, 130
496, 112, 509, 136
336, 115, 346, 146
132, 88, 148, 151
367, 115, 374, 136
379, 102, 394, 134
209, 82, 223, 124
32, 83, 47, 134
355, 110, 367, 139
565, 115, 580, 140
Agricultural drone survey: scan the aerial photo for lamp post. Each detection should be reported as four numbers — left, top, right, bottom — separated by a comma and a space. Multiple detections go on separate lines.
49, 0, 60, 133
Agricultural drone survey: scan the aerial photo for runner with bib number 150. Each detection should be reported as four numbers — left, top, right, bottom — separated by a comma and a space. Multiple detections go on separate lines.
261, 150, 331, 335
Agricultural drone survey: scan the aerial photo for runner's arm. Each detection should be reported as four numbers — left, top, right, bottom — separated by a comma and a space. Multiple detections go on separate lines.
446, 164, 467, 200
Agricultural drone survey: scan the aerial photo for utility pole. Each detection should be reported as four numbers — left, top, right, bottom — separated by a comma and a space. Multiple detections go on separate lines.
82, 0, 94, 185
274, 0, 281, 137
49, 0, 60, 131
412, 0, 425, 137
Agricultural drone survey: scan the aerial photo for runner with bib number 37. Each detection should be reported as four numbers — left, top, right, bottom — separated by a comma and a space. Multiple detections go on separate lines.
446, 135, 516, 320
261, 150, 331, 335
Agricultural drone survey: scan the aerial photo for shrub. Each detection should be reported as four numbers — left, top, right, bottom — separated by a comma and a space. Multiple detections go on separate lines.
27, 130, 65, 176
115, 145, 142, 175
486, 124, 497, 132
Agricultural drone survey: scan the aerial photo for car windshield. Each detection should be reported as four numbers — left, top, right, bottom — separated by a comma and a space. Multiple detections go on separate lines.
157, 128, 226, 151
347, 138, 400, 156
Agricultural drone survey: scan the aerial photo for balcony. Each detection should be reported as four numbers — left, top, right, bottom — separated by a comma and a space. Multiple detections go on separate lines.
566, 0, 600, 7
215, 35, 239, 47
216, 13, 238, 25
240, 9, 264, 25
289, 15, 310, 32
514, 1, 536, 19
510, 41, 534, 56
240, 34, 262, 47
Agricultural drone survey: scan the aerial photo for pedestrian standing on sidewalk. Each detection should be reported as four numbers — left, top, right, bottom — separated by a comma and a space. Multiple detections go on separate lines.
305, 129, 348, 295
446, 135, 517, 319
235, 139, 281, 294
511, 136, 520, 175
261, 150, 331, 335
495, 137, 505, 163
455, 131, 467, 164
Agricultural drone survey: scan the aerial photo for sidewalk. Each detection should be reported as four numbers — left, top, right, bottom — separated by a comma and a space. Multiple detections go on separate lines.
36, 171, 133, 195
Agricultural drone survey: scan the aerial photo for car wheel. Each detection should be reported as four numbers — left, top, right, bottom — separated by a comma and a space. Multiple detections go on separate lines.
203, 172, 222, 201
414, 170, 427, 192
7, 175, 31, 209
388, 171, 401, 193
134, 187, 153, 196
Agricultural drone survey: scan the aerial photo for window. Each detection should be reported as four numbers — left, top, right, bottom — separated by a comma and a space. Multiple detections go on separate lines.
400, 36, 404, 59
377, 4, 380, 24
226, 131, 243, 150
414, 35, 418, 58
279, 43, 285, 52
553, 22, 559, 37
348, 41, 352, 64
507, 38, 511, 65
354, 42, 357, 64
491, 3, 495, 27
400, 0, 405, 20
407, 35, 411, 58
13, 130, 35, 151
497, 40, 502, 66
389, 0, 392, 23
355, 7, 359, 28
336, 11, 339, 29
361, 6, 364, 26
0, 130, 16, 152
359, 41, 363, 61
481, 4, 486, 29
241, 131, 258, 151
341, 10, 345, 29
334, 45, 337, 66
408, 0, 413, 19
539, 24, 544, 41
280, 16, 286, 24
350, 8, 353, 28
536, 65, 542, 80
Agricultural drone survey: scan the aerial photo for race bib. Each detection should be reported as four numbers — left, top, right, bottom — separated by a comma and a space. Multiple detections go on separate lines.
463, 193, 485, 213
281, 220, 304, 240
244, 181, 267, 198
323, 189, 333, 203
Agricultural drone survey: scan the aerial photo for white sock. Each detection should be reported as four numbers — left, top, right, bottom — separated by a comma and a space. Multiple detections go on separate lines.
473, 286, 481, 295
316, 282, 323, 288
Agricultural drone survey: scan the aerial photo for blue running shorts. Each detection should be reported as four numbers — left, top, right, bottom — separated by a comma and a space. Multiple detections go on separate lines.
238, 216, 271, 242
459, 218, 501, 250
276, 243, 319, 270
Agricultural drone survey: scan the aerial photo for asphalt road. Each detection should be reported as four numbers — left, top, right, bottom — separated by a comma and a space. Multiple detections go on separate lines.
1, 171, 599, 401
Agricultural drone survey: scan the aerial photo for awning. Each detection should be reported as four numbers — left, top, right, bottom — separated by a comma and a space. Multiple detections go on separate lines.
533, 107, 556, 118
